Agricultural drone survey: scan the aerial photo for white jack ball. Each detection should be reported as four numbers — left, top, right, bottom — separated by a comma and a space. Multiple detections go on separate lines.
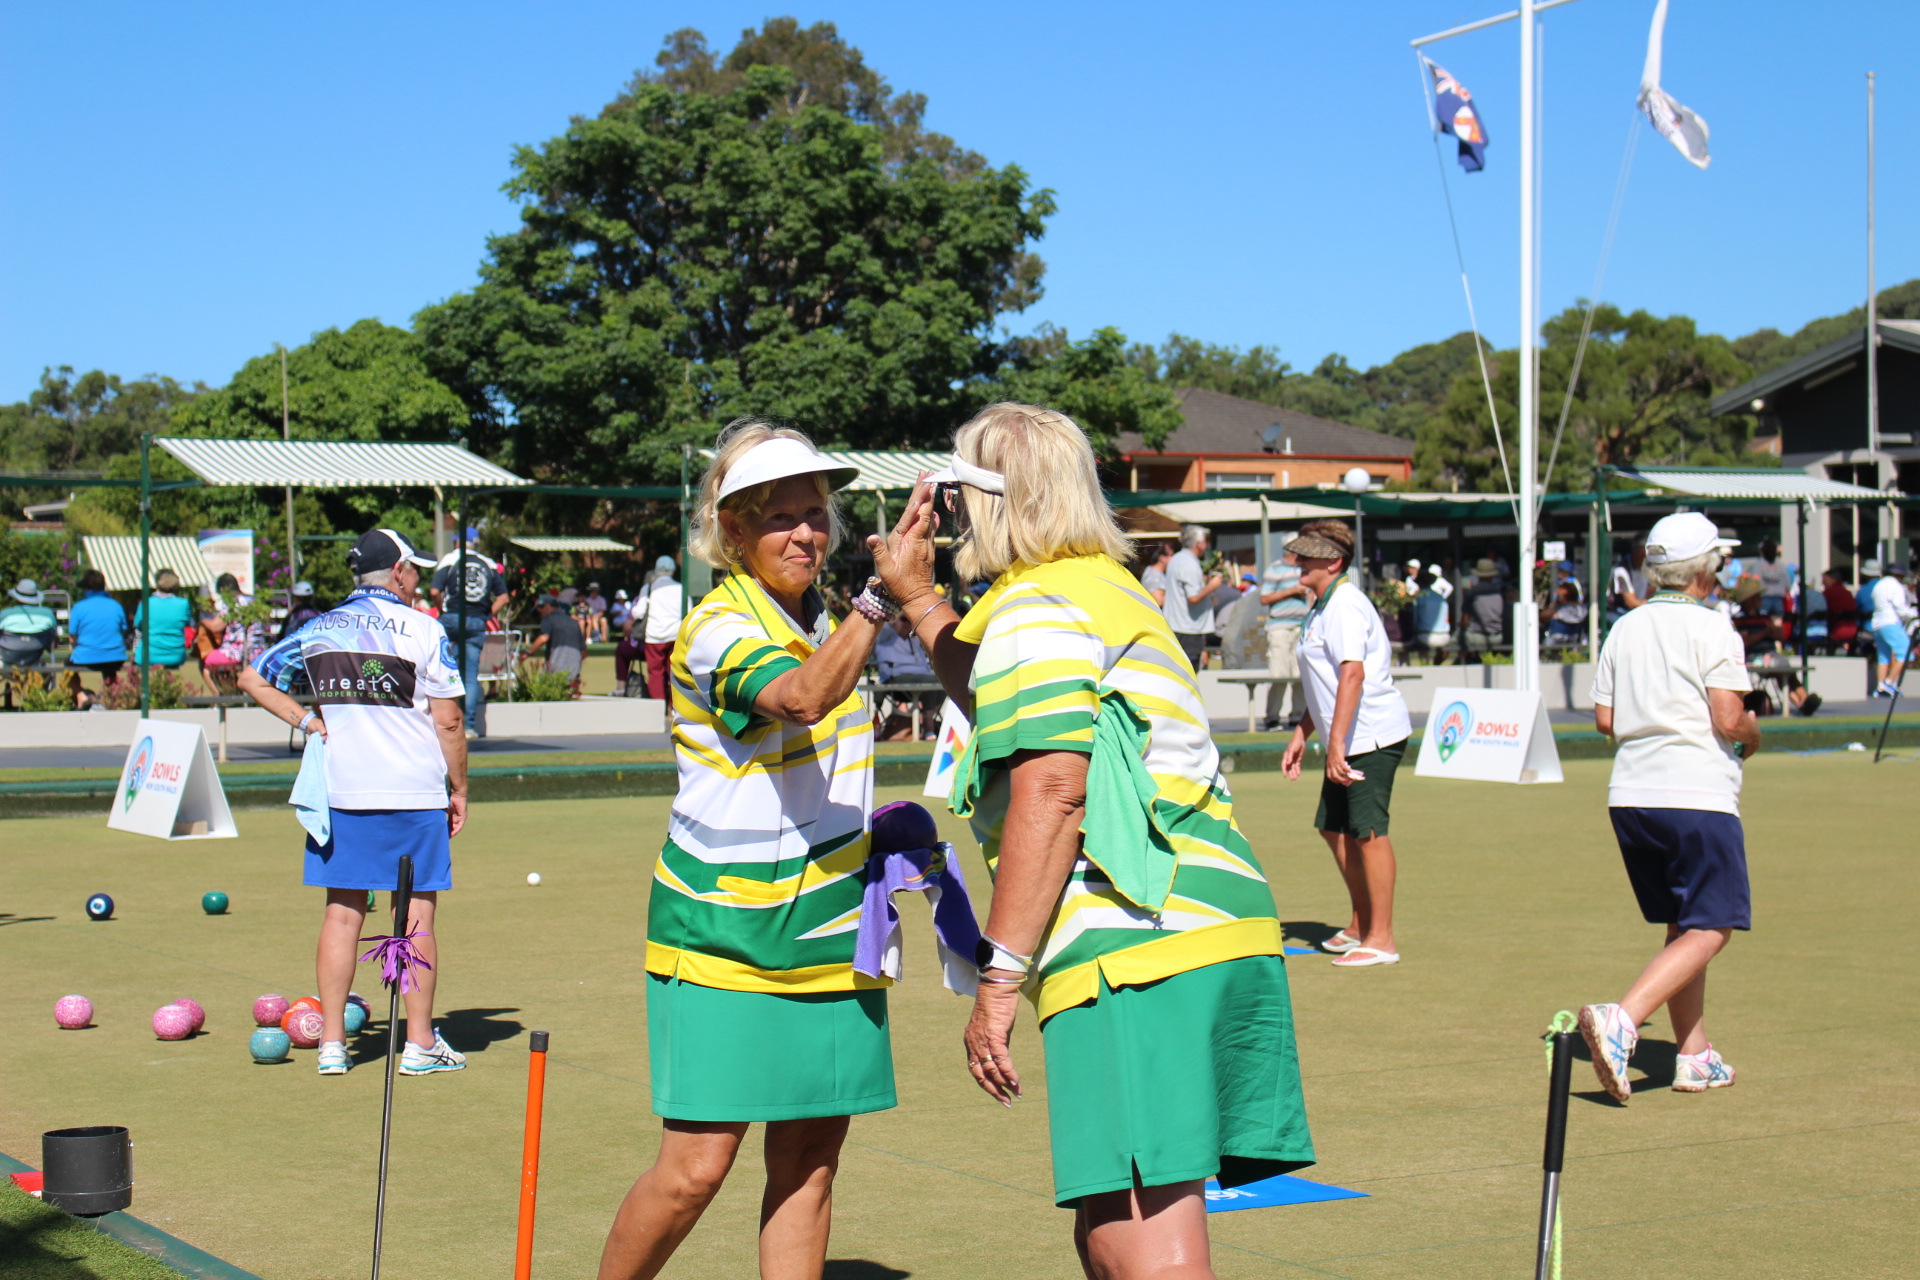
527, 872, 542, 886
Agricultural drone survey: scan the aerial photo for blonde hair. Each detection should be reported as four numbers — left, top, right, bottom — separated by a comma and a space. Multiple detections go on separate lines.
689, 417, 844, 570
951, 402, 1130, 583
1644, 550, 1720, 591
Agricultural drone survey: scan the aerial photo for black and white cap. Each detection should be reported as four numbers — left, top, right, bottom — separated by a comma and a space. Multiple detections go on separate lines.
347, 528, 436, 575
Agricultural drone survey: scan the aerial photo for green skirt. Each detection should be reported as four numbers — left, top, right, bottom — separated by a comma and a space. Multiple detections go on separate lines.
1040, 954, 1314, 1207
647, 974, 897, 1122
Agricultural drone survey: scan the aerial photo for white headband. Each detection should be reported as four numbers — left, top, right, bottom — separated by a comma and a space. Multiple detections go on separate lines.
926, 455, 1006, 494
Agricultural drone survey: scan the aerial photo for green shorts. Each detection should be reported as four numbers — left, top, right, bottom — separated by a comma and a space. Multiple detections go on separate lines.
646, 975, 896, 1121
1039, 955, 1314, 1207
1314, 737, 1408, 838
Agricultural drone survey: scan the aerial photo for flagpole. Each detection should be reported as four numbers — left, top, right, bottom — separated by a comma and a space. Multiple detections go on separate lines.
1865, 70, 1880, 562
1516, 0, 1539, 693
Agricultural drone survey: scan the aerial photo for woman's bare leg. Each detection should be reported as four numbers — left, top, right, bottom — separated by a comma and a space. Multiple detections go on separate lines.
1321, 830, 1366, 938
1078, 1179, 1214, 1280
316, 890, 367, 1043
397, 891, 439, 1049
599, 1122, 746, 1280
1621, 925, 1730, 1057
1352, 833, 1398, 954
758, 1116, 850, 1280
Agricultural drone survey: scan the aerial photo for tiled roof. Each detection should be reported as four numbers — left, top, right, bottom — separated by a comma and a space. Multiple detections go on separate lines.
1115, 387, 1414, 460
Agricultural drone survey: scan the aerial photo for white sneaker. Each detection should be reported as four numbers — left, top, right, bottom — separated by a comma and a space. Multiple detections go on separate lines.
1579, 1003, 1638, 1104
399, 1030, 467, 1075
1673, 1044, 1736, 1092
317, 1041, 352, 1075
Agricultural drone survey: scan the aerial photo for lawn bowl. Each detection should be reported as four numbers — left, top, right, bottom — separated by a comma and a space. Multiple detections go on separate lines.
200, 891, 229, 915
345, 991, 370, 1016
871, 800, 939, 852
172, 998, 206, 1033
343, 1002, 368, 1035
283, 1006, 325, 1049
152, 1004, 195, 1041
252, 994, 289, 1027
290, 995, 323, 1015
249, 1027, 291, 1063
54, 995, 93, 1030
84, 893, 114, 921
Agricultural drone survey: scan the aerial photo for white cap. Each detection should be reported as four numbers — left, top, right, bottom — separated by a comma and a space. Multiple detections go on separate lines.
1643, 512, 1739, 565
716, 438, 858, 502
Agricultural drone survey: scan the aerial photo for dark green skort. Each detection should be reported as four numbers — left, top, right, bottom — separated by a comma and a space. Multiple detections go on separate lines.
1039, 954, 1314, 1207
647, 974, 896, 1122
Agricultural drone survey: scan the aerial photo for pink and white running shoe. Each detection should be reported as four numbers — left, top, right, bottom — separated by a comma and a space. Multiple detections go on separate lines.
1672, 1044, 1736, 1092
1579, 1003, 1639, 1104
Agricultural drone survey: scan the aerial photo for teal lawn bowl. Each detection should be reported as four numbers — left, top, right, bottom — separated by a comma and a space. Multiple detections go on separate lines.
249, 1027, 292, 1064
201, 891, 229, 915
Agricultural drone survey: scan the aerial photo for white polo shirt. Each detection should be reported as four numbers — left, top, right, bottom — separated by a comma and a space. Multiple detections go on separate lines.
1590, 594, 1752, 815
1298, 579, 1412, 755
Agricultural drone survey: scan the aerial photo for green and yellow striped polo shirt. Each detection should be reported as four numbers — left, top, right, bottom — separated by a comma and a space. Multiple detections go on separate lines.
645, 570, 880, 994
951, 554, 1283, 1023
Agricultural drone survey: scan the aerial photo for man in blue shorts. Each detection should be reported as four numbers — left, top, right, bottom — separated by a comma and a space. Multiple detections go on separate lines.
1581, 512, 1759, 1103
240, 528, 470, 1078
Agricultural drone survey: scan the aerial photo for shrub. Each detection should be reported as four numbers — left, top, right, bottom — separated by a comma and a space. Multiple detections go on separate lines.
98, 666, 190, 710
514, 661, 576, 702
20, 681, 76, 712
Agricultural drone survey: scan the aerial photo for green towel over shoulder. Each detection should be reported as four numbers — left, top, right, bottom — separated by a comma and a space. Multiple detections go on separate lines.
949, 687, 1178, 914
1080, 689, 1179, 912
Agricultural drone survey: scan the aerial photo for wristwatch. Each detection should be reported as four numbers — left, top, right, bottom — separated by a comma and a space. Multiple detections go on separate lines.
974, 935, 1032, 975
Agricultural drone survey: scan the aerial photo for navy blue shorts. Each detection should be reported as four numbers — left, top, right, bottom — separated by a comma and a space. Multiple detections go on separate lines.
304, 808, 452, 892
1608, 807, 1749, 931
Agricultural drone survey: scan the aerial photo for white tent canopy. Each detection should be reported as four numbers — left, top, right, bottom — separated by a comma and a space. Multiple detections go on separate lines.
83, 537, 213, 591
509, 536, 632, 553
1613, 466, 1884, 502
156, 438, 526, 488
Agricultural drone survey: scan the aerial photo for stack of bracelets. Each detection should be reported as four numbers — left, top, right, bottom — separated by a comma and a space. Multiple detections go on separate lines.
850, 575, 902, 623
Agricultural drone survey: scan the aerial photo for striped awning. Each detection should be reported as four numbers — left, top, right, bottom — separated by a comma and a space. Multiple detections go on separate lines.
509, 536, 633, 553
818, 451, 950, 491
156, 438, 527, 488
82, 537, 214, 591
1614, 467, 1885, 501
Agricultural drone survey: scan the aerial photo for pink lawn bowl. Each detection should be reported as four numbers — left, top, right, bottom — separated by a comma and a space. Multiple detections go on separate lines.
252, 993, 290, 1027
54, 995, 93, 1029
283, 1006, 325, 1049
153, 1003, 196, 1040
173, 998, 207, 1033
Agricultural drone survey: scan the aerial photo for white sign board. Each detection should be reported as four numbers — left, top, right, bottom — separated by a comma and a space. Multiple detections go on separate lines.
197, 529, 256, 597
923, 699, 971, 800
1414, 688, 1563, 785
106, 719, 238, 839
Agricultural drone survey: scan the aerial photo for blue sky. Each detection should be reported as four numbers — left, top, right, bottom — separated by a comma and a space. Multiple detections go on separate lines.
2, 1, 1913, 403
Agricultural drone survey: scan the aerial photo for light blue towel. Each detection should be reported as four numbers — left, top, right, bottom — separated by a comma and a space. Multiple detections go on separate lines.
291, 735, 330, 845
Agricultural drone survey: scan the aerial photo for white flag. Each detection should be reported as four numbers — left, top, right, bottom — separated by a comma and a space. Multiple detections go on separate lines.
1638, 0, 1710, 169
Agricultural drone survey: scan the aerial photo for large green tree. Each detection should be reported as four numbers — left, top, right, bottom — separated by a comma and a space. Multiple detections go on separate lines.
0, 368, 203, 519
171, 319, 466, 446
1137, 331, 1489, 440
416, 26, 1053, 482
1414, 303, 1756, 493
1733, 278, 1920, 375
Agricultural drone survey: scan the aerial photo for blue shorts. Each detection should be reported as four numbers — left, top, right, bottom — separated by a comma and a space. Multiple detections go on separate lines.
304, 808, 452, 892
1609, 807, 1749, 931
1873, 624, 1912, 664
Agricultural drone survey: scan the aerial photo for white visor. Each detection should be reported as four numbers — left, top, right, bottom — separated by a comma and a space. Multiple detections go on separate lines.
716, 437, 859, 502
924, 455, 1006, 494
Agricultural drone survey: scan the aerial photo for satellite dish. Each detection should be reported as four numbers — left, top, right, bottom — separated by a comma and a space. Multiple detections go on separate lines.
1261, 423, 1283, 452
1341, 467, 1372, 494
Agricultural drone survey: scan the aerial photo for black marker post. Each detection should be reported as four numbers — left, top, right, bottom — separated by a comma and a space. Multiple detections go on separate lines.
370, 853, 414, 1280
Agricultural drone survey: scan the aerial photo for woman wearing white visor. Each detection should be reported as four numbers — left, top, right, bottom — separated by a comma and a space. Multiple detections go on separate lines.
600, 418, 924, 1280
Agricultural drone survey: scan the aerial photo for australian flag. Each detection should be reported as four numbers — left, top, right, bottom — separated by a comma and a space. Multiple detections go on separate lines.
1427, 58, 1489, 172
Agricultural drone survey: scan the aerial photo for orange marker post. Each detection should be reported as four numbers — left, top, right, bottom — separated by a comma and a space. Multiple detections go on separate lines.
514, 1030, 550, 1280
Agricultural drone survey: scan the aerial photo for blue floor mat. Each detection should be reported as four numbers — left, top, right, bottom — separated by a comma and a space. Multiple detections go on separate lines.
1205, 1173, 1367, 1212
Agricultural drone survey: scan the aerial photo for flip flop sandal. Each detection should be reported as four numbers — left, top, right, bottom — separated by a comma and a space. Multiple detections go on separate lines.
1320, 930, 1362, 954
1331, 947, 1400, 967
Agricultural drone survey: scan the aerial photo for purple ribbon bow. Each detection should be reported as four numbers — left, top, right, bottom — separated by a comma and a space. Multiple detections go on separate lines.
358, 930, 433, 994
853, 842, 983, 992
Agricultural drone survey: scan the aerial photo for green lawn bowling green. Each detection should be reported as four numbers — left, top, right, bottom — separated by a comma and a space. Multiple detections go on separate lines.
1, 755, 1914, 1280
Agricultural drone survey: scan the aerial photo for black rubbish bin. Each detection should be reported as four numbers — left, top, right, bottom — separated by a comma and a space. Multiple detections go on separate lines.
42, 1125, 132, 1216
